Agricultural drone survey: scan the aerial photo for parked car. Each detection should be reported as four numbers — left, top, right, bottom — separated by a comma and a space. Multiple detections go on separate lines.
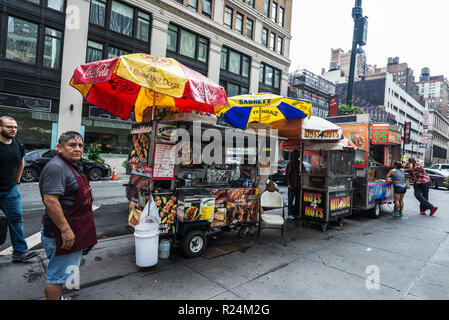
429, 163, 449, 175
405, 168, 449, 190
21, 149, 111, 182
271, 160, 289, 184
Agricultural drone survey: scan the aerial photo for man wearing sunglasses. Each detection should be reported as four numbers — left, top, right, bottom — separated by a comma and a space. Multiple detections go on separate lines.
0, 116, 37, 262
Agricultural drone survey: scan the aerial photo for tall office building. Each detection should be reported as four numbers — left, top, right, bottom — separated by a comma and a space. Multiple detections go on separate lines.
0, 0, 292, 153
415, 68, 449, 120
375, 57, 416, 98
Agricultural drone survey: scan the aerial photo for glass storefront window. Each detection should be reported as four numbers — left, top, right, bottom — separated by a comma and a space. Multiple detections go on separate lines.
110, 0, 133, 36
229, 51, 241, 75
137, 11, 150, 42
220, 47, 228, 70
87, 40, 104, 62
47, 0, 64, 11
108, 46, 130, 59
198, 37, 208, 62
242, 56, 250, 78
259, 64, 264, 83
90, 0, 106, 27
167, 25, 178, 51
179, 29, 196, 59
227, 83, 240, 97
6, 17, 38, 65
43, 27, 62, 69
274, 69, 281, 89
265, 65, 273, 86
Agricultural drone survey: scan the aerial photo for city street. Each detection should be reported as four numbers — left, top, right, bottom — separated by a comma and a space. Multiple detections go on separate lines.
1, 183, 449, 300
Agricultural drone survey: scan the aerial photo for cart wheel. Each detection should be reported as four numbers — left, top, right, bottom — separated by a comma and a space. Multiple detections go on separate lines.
182, 230, 207, 258
238, 226, 251, 239
368, 203, 382, 219
321, 222, 328, 232
338, 218, 344, 227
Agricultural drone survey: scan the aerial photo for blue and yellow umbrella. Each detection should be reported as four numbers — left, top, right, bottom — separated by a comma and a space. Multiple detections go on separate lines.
215, 93, 312, 129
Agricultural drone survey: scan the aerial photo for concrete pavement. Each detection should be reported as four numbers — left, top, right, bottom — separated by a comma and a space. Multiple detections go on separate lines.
1, 188, 449, 300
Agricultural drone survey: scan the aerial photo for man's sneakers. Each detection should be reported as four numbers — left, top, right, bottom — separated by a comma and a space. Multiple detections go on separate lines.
420, 210, 426, 215
430, 206, 438, 216
12, 251, 38, 263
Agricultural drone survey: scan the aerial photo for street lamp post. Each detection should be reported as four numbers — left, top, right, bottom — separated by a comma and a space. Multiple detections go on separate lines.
346, 0, 367, 107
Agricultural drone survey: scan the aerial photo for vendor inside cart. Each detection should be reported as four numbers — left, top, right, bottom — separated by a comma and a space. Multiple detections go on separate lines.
368, 147, 384, 167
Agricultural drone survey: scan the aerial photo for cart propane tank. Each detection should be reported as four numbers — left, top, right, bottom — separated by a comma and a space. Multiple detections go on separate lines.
159, 239, 170, 259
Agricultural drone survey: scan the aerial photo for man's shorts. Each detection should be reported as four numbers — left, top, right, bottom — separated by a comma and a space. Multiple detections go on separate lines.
394, 185, 407, 194
40, 226, 83, 284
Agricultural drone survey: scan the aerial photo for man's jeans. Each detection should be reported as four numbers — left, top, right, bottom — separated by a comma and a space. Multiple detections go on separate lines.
288, 188, 300, 217
413, 182, 434, 211
0, 185, 28, 254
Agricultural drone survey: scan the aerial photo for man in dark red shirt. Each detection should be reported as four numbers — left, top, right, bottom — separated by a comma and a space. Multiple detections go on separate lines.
405, 158, 438, 216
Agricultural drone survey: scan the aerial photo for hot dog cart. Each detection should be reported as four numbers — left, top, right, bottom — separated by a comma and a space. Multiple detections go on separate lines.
328, 114, 402, 218
126, 109, 281, 257
297, 117, 355, 232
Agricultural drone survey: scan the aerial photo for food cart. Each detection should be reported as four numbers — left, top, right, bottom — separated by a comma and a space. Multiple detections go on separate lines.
329, 114, 402, 218
296, 117, 355, 232
126, 108, 282, 257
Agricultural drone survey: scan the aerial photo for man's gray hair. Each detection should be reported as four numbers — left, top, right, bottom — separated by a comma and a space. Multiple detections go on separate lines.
58, 131, 83, 146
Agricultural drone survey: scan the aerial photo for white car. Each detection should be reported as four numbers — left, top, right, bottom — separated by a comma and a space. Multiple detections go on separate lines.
429, 164, 449, 176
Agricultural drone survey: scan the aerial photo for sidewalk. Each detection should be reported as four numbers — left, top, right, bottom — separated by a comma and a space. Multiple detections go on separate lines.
1, 190, 449, 300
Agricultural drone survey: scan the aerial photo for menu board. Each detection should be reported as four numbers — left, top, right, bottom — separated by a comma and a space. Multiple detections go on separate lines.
370, 125, 389, 145
340, 124, 369, 168
152, 142, 176, 180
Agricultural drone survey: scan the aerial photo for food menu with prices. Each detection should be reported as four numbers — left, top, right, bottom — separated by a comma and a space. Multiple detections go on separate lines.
153, 142, 176, 180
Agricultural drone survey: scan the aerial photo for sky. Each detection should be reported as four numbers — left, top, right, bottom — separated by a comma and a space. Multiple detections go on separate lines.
290, 0, 449, 79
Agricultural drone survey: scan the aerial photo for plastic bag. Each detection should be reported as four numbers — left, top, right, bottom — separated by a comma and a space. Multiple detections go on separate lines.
138, 194, 161, 226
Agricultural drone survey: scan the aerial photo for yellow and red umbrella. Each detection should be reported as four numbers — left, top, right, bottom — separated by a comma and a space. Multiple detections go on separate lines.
70, 53, 228, 122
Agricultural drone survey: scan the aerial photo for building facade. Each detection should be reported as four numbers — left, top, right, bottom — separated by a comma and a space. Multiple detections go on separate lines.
415, 68, 449, 120
424, 110, 449, 166
288, 68, 335, 118
0, 0, 293, 153
327, 47, 375, 82
375, 57, 416, 98
336, 73, 425, 160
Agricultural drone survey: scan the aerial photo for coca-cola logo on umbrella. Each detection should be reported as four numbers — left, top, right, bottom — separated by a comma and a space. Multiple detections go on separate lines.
109, 78, 139, 95
82, 62, 114, 81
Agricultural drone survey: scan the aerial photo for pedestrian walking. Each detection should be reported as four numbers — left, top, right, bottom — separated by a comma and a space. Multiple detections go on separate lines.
286, 149, 300, 219
385, 161, 407, 217
405, 157, 438, 216
0, 116, 38, 262
39, 131, 97, 300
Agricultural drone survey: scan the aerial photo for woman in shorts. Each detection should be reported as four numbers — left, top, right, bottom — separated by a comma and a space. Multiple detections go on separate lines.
386, 161, 407, 217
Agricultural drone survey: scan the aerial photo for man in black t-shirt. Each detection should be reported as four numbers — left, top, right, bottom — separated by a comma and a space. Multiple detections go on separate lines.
0, 116, 37, 262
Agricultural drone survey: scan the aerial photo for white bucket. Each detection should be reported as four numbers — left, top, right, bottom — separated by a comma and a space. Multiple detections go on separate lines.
159, 239, 171, 259
134, 222, 159, 267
